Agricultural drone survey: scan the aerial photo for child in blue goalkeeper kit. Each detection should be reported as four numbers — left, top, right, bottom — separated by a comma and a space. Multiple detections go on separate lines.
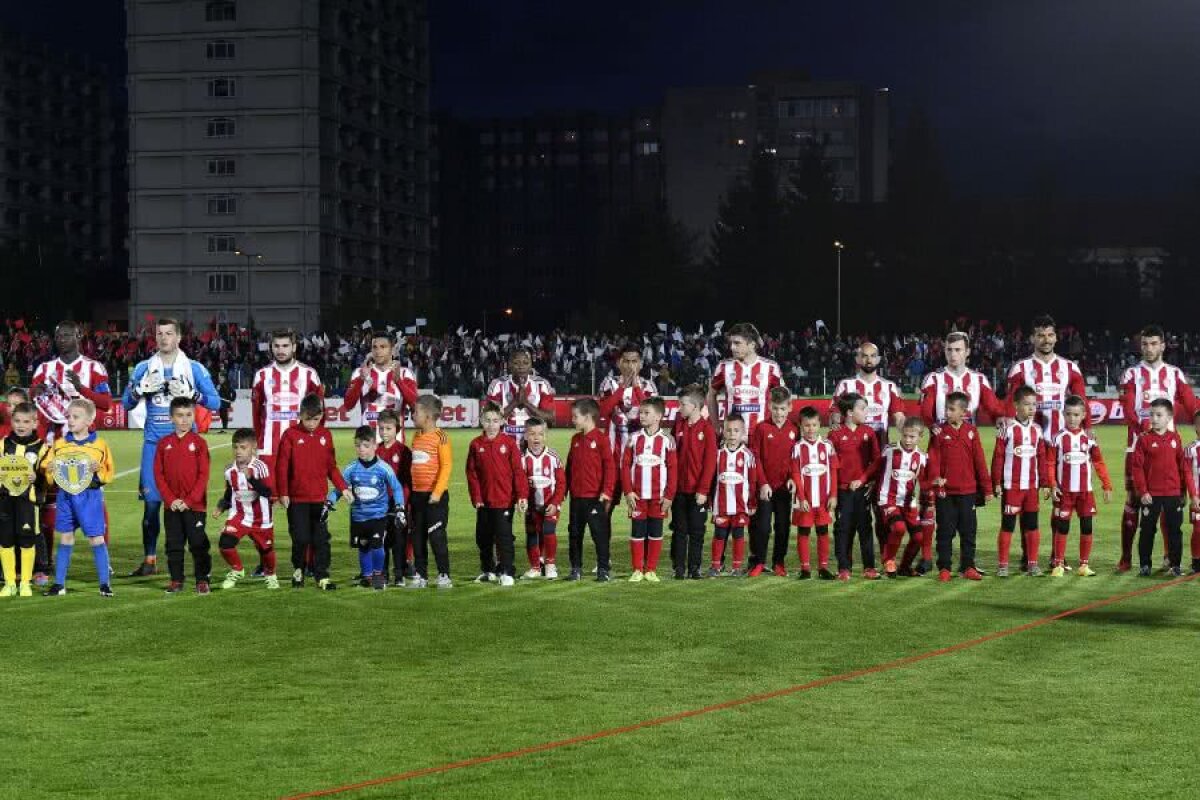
121, 318, 220, 576
328, 426, 405, 591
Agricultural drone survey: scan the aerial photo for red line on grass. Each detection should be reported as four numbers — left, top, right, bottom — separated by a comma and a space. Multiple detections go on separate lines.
281, 573, 1198, 799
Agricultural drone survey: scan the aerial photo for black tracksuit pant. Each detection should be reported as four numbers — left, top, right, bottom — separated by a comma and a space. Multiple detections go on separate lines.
835, 488, 875, 571
164, 509, 211, 583
751, 487, 792, 568
670, 493, 708, 573
1139, 496, 1183, 568
568, 497, 611, 572
411, 491, 451, 579
476, 506, 515, 577
935, 494, 978, 572
288, 502, 332, 580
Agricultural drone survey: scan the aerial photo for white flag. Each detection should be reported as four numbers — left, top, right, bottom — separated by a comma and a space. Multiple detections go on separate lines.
457, 326, 466, 337
498, 334, 511, 343
386, 325, 395, 333
416, 317, 428, 326
672, 331, 684, 343
405, 325, 417, 334
360, 320, 372, 330
656, 322, 668, 332
714, 320, 725, 333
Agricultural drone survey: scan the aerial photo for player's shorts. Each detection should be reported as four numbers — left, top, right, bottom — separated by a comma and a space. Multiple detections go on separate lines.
791, 507, 832, 529
880, 505, 921, 531
1053, 492, 1097, 520
350, 518, 387, 549
1001, 488, 1040, 515
713, 512, 751, 529
139, 440, 161, 503
628, 499, 667, 520
525, 509, 559, 537
56, 489, 106, 538
222, 522, 275, 550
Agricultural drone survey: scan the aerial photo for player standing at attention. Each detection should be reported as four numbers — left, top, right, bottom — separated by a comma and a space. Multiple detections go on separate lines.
340, 332, 419, 437
707, 323, 782, 433
374, 409, 413, 584
787, 406, 838, 579
521, 418, 565, 579
919, 331, 1007, 430
1130, 399, 1197, 577
328, 426, 405, 591
828, 393, 882, 581
709, 414, 763, 577
122, 318, 221, 577
487, 347, 555, 441
599, 343, 657, 521
671, 385, 717, 580
1006, 315, 1088, 441
927, 392, 990, 582
407, 395, 454, 589
466, 403, 527, 587
747, 386, 799, 577
564, 397, 615, 582
1117, 324, 1199, 572
875, 418, 930, 577
0, 403, 48, 597
1045, 396, 1112, 577
42, 399, 115, 597
991, 386, 1050, 577
153, 397, 213, 594
251, 329, 323, 474
1184, 411, 1200, 574
622, 397, 676, 583
217, 429, 280, 590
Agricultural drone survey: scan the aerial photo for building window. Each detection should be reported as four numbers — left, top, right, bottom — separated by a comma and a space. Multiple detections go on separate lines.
206, 157, 236, 176
205, 2, 236, 22
206, 40, 235, 60
208, 272, 238, 293
637, 142, 659, 155
207, 195, 237, 215
207, 234, 236, 254
206, 117, 236, 137
207, 78, 236, 98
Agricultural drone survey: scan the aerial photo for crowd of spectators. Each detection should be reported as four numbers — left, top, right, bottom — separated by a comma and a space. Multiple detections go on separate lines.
2, 317, 1196, 399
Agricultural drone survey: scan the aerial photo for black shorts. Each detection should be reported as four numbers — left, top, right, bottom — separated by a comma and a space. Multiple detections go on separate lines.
351, 518, 387, 549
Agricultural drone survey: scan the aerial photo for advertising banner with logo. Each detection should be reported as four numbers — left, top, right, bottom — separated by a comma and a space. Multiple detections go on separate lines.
223, 393, 479, 429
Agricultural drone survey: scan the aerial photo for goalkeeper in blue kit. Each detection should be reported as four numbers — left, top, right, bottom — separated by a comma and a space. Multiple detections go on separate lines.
121, 319, 221, 576
327, 426, 405, 591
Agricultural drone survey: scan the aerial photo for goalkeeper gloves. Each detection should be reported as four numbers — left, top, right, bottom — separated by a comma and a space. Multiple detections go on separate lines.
320, 500, 336, 524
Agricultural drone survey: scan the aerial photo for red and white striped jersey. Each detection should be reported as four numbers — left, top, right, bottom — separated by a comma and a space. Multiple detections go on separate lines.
342, 363, 419, 433
31, 356, 112, 439
621, 429, 677, 502
789, 438, 837, 510
710, 357, 782, 431
224, 458, 273, 529
920, 368, 1000, 426
1186, 441, 1200, 502
833, 375, 902, 435
1119, 361, 1196, 449
992, 420, 1046, 491
251, 361, 322, 457
522, 447, 565, 508
876, 445, 928, 508
1050, 428, 1104, 493
1006, 356, 1087, 439
713, 445, 760, 517
597, 374, 658, 454
487, 374, 555, 439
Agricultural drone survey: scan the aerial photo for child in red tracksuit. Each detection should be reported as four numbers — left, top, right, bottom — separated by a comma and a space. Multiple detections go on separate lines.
1130, 398, 1198, 576
927, 392, 990, 582
1185, 410, 1200, 575
621, 397, 677, 582
466, 402, 528, 586
153, 397, 212, 593
565, 397, 615, 582
828, 393, 881, 581
672, 385, 717, 580
522, 417, 566, 579
748, 386, 799, 577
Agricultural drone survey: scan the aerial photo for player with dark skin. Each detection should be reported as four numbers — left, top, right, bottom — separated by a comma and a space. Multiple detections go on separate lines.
502, 350, 554, 426
33, 323, 87, 398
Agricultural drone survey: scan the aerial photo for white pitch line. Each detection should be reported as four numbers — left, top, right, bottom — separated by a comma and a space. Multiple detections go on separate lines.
112, 440, 232, 480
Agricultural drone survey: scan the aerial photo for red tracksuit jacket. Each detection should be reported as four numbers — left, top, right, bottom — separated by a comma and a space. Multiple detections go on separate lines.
566, 428, 615, 499
377, 439, 413, 497
827, 424, 881, 490
927, 422, 990, 495
153, 431, 210, 511
1130, 429, 1198, 498
276, 425, 348, 502
748, 418, 798, 491
673, 415, 718, 495
466, 433, 526, 508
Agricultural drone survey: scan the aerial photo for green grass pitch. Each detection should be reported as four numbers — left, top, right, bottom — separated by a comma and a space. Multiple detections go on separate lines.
4, 425, 1199, 800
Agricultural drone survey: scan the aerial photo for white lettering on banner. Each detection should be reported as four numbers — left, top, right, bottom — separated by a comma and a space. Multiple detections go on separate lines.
226, 392, 479, 429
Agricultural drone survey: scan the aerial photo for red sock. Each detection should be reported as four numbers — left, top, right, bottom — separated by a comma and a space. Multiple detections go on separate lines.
1120, 507, 1136, 562
1025, 529, 1041, 566
883, 525, 905, 562
796, 533, 811, 569
1079, 534, 1093, 563
920, 519, 935, 561
1052, 532, 1068, 566
997, 530, 1013, 566
816, 533, 830, 569
406, 541, 415, 562
1191, 524, 1200, 559
630, 539, 645, 571
543, 533, 558, 564
732, 536, 745, 569
305, 544, 315, 570
261, 548, 277, 574
646, 538, 663, 571
711, 536, 726, 568
527, 545, 542, 569
900, 536, 920, 570
221, 548, 243, 571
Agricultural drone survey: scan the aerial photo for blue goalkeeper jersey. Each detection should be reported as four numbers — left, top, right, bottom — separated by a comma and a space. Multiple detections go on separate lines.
122, 357, 221, 445
333, 457, 404, 522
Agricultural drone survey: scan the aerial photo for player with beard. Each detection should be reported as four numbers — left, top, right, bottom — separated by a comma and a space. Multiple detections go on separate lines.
340, 332, 420, 439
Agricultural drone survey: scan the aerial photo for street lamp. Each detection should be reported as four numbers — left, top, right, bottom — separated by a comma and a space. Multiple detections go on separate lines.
833, 241, 844, 338
482, 306, 514, 336
234, 249, 263, 329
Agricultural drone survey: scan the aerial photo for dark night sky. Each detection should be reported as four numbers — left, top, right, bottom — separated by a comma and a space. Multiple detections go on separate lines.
5, 0, 1199, 196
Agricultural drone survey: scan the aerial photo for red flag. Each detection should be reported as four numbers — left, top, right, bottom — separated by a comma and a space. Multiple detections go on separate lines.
145, 312, 155, 322
14, 319, 24, 330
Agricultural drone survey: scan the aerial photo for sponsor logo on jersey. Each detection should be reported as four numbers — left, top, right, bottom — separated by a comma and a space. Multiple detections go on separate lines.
412, 450, 431, 465
892, 469, 915, 482
354, 486, 381, 501
1064, 451, 1089, 465
236, 489, 259, 503
718, 470, 744, 485
800, 464, 828, 477
1013, 445, 1038, 457
635, 453, 664, 468
529, 475, 553, 489
273, 391, 302, 407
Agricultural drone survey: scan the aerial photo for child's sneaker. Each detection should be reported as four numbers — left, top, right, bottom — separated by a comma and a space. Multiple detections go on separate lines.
773, 564, 788, 578
499, 574, 514, 587
797, 569, 811, 580
863, 568, 880, 580
1027, 564, 1043, 577
595, 569, 611, 583
747, 564, 765, 577
291, 568, 304, 589
1050, 565, 1066, 578
43, 584, 66, 596
164, 581, 184, 594
18, 582, 32, 597
729, 567, 747, 578
565, 569, 582, 582
405, 576, 428, 589
836, 570, 850, 582
916, 559, 933, 576
196, 581, 211, 595
317, 578, 337, 591
264, 574, 280, 589
644, 571, 660, 583
629, 570, 644, 583
98, 584, 114, 597
0, 583, 15, 598
1167, 566, 1183, 577
962, 567, 983, 581
221, 568, 245, 590
1161, 556, 1173, 573
883, 559, 897, 578
436, 573, 453, 589
937, 569, 952, 583
1115, 559, 1132, 573
706, 566, 721, 578
473, 572, 496, 584
33, 572, 48, 587
1138, 564, 1152, 577
818, 568, 836, 580
996, 565, 1009, 578
1077, 563, 1096, 577
521, 568, 541, 580
372, 573, 387, 591
544, 564, 559, 580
